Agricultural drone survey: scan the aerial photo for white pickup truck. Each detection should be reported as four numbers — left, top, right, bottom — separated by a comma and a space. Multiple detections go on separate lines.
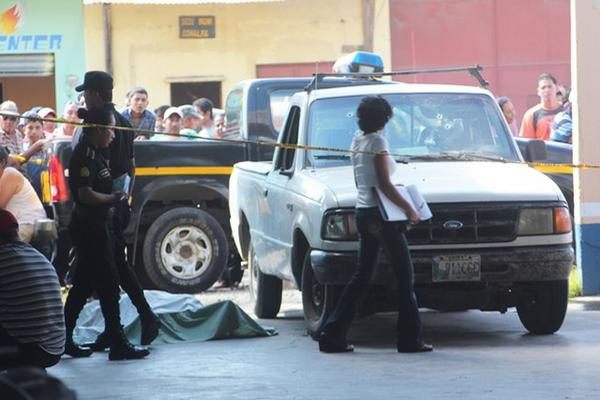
229, 78, 573, 336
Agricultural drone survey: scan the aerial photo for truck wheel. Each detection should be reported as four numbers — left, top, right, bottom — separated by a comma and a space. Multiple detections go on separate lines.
248, 244, 282, 318
516, 280, 569, 334
301, 250, 338, 338
142, 207, 228, 293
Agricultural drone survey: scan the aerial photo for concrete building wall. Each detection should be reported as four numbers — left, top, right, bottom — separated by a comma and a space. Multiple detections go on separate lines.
83, 0, 390, 109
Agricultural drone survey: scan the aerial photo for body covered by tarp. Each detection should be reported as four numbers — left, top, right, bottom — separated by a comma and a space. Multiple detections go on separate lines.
73, 290, 277, 345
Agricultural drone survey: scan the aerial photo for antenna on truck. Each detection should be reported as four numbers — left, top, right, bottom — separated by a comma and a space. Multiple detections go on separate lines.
305, 65, 489, 93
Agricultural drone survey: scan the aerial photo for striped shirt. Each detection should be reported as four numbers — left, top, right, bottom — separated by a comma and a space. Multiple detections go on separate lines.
550, 106, 573, 144
0, 242, 65, 355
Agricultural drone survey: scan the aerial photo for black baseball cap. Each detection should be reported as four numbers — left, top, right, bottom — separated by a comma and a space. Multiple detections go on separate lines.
76, 71, 114, 93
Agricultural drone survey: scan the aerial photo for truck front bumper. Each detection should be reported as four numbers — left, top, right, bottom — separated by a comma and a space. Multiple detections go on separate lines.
310, 244, 574, 286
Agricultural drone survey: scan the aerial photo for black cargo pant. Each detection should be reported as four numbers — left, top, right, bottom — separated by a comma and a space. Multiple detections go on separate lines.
320, 207, 423, 347
63, 212, 122, 343
109, 199, 153, 324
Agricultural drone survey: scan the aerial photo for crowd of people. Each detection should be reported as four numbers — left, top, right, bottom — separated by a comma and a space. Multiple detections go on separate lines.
122, 89, 224, 141
0, 85, 222, 233
497, 72, 573, 144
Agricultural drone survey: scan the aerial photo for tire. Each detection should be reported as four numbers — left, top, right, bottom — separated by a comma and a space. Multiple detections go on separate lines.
248, 244, 282, 318
301, 250, 338, 338
142, 207, 228, 293
516, 280, 569, 334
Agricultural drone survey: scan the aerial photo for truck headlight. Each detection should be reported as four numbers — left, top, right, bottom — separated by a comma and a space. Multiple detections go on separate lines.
517, 207, 571, 235
322, 210, 358, 241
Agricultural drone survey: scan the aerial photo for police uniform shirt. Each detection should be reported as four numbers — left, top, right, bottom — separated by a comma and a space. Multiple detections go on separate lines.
68, 135, 113, 213
70, 105, 135, 178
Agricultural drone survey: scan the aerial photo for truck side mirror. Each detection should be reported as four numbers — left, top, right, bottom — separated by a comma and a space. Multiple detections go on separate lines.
524, 139, 547, 162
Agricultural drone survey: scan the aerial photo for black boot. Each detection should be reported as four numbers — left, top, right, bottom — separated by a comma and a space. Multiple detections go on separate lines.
86, 330, 111, 352
317, 332, 354, 353
64, 338, 93, 358
108, 331, 150, 361
140, 314, 161, 346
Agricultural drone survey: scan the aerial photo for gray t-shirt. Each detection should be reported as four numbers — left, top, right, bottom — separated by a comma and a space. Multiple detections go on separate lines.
351, 131, 396, 208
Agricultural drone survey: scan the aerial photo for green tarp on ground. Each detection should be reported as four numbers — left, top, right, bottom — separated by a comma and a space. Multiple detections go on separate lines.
73, 290, 277, 345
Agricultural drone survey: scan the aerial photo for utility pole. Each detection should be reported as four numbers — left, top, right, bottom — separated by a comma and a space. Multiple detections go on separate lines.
362, 0, 375, 52
103, 3, 113, 76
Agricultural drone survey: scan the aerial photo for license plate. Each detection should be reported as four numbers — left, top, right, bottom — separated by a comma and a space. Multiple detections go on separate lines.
432, 255, 481, 282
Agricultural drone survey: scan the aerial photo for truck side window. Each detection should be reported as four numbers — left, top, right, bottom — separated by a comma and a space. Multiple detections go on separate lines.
275, 106, 300, 171
225, 88, 244, 138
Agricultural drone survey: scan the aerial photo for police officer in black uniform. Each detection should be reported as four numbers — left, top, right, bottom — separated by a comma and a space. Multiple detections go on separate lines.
72, 71, 160, 350
63, 105, 149, 360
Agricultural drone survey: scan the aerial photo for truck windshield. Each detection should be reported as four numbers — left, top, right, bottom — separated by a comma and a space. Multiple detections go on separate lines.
306, 93, 519, 168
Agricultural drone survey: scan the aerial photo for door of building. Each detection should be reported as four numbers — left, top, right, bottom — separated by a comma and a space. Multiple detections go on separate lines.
170, 81, 222, 108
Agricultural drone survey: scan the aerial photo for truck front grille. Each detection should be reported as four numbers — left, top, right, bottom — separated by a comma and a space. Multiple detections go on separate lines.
406, 204, 518, 245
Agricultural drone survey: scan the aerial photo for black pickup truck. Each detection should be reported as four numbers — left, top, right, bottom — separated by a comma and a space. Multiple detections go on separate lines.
47, 78, 320, 293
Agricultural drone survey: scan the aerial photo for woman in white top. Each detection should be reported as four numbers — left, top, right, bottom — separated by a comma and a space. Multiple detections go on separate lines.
318, 96, 432, 354
0, 147, 47, 242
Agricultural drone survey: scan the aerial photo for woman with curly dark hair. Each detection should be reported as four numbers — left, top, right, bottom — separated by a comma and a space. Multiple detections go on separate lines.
318, 96, 432, 354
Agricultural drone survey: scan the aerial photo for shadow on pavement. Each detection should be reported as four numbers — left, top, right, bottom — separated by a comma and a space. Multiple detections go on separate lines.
346, 310, 572, 350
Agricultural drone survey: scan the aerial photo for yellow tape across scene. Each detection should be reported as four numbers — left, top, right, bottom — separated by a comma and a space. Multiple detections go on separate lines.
533, 165, 574, 174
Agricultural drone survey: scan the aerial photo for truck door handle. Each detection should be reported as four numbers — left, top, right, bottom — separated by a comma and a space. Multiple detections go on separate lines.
263, 188, 268, 197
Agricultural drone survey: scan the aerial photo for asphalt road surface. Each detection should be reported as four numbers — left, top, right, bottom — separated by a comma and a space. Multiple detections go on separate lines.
49, 283, 600, 400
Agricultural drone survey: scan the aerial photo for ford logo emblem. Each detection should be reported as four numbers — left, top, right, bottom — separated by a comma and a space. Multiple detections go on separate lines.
443, 220, 464, 231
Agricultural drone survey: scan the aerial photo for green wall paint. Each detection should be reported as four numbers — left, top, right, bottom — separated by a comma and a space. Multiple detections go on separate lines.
0, 0, 86, 110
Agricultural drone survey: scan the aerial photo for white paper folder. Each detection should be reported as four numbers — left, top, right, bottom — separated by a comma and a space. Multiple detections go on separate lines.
374, 184, 432, 222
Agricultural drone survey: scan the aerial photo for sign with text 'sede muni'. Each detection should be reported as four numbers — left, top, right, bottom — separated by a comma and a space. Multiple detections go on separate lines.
179, 16, 215, 39
0, 0, 85, 108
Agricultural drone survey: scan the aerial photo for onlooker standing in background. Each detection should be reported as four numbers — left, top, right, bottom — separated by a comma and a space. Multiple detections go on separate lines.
53, 101, 81, 138
178, 105, 202, 138
154, 105, 169, 133
150, 107, 184, 140
0, 101, 24, 157
556, 85, 566, 105
213, 111, 225, 138
551, 88, 573, 144
20, 112, 50, 199
37, 107, 58, 139
497, 96, 518, 136
520, 73, 564, 140
0, 209, 65, 370
193, 98, 215, 138
121, 86, 156, 140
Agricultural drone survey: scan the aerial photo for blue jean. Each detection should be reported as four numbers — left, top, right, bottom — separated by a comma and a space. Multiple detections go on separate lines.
321, 207, 423, 347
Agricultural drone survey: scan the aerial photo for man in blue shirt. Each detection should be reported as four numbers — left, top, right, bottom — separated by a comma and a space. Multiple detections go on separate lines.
121, 86, 156, 140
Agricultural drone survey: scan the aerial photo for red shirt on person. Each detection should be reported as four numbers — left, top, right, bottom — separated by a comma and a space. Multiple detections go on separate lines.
519, 103, 564, 140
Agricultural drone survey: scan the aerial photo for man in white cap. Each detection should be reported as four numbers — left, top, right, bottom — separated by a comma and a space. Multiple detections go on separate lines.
150, 107, 184, 140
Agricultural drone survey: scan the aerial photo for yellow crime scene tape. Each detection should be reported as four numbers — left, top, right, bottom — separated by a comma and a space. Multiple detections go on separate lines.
1, 111, 590, 175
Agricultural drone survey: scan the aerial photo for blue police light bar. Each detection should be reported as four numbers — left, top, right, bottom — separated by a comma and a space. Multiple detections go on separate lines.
332, 51, 384, 74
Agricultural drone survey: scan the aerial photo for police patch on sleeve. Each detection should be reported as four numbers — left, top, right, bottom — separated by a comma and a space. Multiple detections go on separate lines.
80, 167, 90, 177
